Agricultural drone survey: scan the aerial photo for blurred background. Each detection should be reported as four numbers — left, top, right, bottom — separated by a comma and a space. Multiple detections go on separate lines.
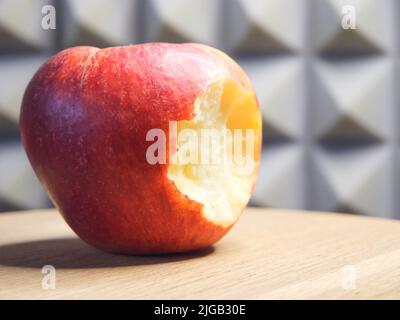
0, 0, 398, 218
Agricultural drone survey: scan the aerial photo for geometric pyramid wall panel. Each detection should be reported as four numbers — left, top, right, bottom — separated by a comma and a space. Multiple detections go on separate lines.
310, 145, 394, 218
310, 0, 394, 54
311, 57, 393, 143
226, 0, 306, 54
0, 0, 54, 52
0, 0, 399, 218
61, 0, 137, 47
0, 143, 49, 211
241, 57, 306, 143
143, 0, 221, 46
252, 145, 306, 209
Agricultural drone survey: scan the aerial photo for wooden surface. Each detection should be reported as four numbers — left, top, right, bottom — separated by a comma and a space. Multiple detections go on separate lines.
1, 208, 400, 299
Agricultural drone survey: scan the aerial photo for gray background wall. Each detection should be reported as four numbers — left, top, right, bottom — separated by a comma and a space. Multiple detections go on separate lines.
0, 0, 398, 218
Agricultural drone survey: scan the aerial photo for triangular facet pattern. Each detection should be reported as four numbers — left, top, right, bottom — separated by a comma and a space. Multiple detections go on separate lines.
241, 57, 305, 143
0, 143, 49, 209
311, 0, 393, 54
144, 0, 220, 46
0, 0, 398, 219
311, 57, 392, 144
310, 145, 394, 218
227, 0, 305, 54
61, 0, 136, 47
0, 0, 54, 52
251, 145, 305, 209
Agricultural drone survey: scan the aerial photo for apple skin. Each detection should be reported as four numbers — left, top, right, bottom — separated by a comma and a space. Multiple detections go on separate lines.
20, 43, 259, 254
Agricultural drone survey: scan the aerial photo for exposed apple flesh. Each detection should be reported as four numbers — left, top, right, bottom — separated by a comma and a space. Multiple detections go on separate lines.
168, 79, 261, 227
20, 43, 262, 254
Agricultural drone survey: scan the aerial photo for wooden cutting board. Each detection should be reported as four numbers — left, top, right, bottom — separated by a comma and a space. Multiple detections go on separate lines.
1, 208, 400, 299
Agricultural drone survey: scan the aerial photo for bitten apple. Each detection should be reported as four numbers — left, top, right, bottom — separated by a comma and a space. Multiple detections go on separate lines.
20, 43, 262, 254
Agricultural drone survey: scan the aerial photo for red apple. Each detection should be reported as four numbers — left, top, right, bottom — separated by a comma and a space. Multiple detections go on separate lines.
20, 43, 262, 254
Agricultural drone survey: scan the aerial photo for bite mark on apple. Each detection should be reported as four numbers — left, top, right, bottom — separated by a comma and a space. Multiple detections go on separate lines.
167, 79, 261, 227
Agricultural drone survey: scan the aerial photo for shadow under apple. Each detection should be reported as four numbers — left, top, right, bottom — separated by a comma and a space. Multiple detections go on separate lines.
0, 237, 215, 269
